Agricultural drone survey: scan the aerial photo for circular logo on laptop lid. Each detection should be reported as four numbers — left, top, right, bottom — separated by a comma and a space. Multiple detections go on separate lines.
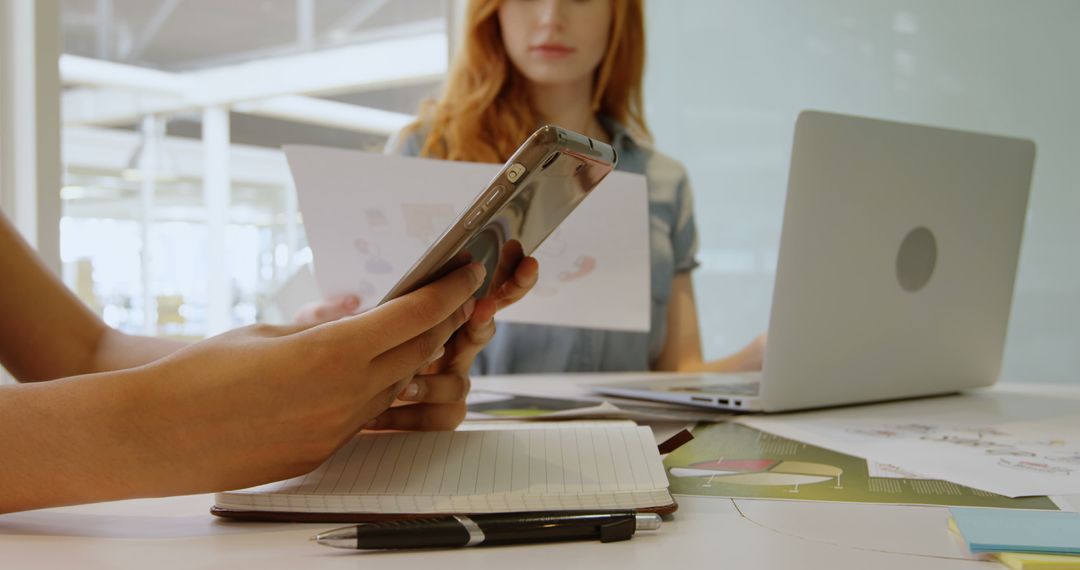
896, 226, 937, 293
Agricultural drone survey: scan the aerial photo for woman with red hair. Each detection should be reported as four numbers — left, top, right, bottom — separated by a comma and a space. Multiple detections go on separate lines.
315, 0, 764, 374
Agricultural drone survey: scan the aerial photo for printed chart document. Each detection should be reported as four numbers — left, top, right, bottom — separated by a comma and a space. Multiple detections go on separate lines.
740, 413, 1080, 498
286, 145, 651, 332
664, 422, 1058, 510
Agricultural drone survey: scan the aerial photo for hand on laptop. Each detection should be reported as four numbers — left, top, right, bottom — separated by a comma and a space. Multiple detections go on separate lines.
689, 333, 766, 373
732, 333, 767, 371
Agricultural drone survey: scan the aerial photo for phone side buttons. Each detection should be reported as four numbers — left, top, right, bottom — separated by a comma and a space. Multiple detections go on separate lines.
464, 207, 485, 230
484, 185, 506, 207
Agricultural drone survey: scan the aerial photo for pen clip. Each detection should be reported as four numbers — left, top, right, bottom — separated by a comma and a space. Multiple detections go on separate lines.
598, 518, 636, 543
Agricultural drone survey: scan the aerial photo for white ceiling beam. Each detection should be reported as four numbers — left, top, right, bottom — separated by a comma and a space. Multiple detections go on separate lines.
61, 29, 445, 103
60, 29, 440, 135
233, 95, 412, 136
189, 31, 446, 104
63, 88, 414, 136
170, 17, 441, 71
61, 54, 190, 93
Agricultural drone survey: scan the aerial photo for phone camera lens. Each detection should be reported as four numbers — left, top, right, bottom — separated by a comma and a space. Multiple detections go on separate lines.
507, 163, 527, 183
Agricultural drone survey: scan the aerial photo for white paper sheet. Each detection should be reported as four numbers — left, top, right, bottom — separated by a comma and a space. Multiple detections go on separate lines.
740, 414, 1080, 498
285, 145, 651, 331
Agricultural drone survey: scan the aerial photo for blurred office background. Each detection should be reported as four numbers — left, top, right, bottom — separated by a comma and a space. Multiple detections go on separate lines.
0, 0, 1076, 384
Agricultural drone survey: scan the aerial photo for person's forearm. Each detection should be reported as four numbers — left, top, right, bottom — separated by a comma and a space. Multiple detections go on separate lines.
5, 328, 190, 383
1, 213, 186, 382
0, 370, 174, 513
89, 329, 189, 374
679, 354, 749, 373
653, 272, 705, 372
674, 335, 766, 373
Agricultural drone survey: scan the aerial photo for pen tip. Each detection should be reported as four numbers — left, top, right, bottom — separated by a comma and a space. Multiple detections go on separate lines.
309, 527, 357, 548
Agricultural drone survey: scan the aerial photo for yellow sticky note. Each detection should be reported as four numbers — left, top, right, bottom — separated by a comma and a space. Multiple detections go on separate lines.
994, 552, 1080, 570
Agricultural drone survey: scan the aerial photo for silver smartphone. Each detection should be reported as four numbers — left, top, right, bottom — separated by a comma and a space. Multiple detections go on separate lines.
379, 125, 618, 305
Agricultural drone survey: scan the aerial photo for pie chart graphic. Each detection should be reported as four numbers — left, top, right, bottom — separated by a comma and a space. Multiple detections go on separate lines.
669, 459, 843, 491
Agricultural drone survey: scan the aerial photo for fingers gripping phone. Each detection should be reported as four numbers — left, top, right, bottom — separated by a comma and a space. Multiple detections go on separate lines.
378, 125, 618, 305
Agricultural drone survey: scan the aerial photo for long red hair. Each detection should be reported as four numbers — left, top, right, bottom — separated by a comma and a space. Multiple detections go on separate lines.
409, 0, 649, 163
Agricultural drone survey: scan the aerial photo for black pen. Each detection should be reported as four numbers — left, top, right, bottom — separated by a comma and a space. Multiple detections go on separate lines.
311, 510, 662, 550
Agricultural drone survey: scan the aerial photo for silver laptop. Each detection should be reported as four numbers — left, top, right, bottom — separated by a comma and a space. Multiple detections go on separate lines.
595, 110, 1035, 412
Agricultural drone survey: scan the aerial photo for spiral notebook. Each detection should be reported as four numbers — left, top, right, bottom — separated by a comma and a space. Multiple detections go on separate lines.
212, 422, 676, 522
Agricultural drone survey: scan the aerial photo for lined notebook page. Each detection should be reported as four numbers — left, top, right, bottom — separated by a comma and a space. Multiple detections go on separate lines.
215, 424, 671, 514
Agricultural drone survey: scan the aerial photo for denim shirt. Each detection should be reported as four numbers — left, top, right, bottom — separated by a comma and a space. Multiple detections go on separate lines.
386, 117, 700, 373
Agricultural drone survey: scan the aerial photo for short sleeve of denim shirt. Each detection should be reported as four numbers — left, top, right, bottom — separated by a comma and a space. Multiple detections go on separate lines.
667, 159, 701, 274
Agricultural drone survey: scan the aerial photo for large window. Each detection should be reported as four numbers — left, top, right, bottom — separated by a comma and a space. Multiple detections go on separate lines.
58, 0, 448, 338
61, 125, 300, 336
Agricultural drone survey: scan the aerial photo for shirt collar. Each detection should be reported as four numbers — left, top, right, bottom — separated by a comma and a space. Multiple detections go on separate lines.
597, 115, 638, 153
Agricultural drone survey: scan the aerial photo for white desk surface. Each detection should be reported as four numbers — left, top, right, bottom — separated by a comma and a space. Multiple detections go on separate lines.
4, 378, 1079, 570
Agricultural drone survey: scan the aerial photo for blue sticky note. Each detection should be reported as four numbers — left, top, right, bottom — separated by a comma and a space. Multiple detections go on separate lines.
950, 508, 1080, 555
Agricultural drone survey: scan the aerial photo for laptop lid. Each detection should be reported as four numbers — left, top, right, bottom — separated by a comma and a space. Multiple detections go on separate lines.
759, 111, 1035, 412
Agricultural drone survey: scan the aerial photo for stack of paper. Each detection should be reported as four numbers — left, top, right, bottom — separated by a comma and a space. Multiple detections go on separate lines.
949, 508, 1080, 569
